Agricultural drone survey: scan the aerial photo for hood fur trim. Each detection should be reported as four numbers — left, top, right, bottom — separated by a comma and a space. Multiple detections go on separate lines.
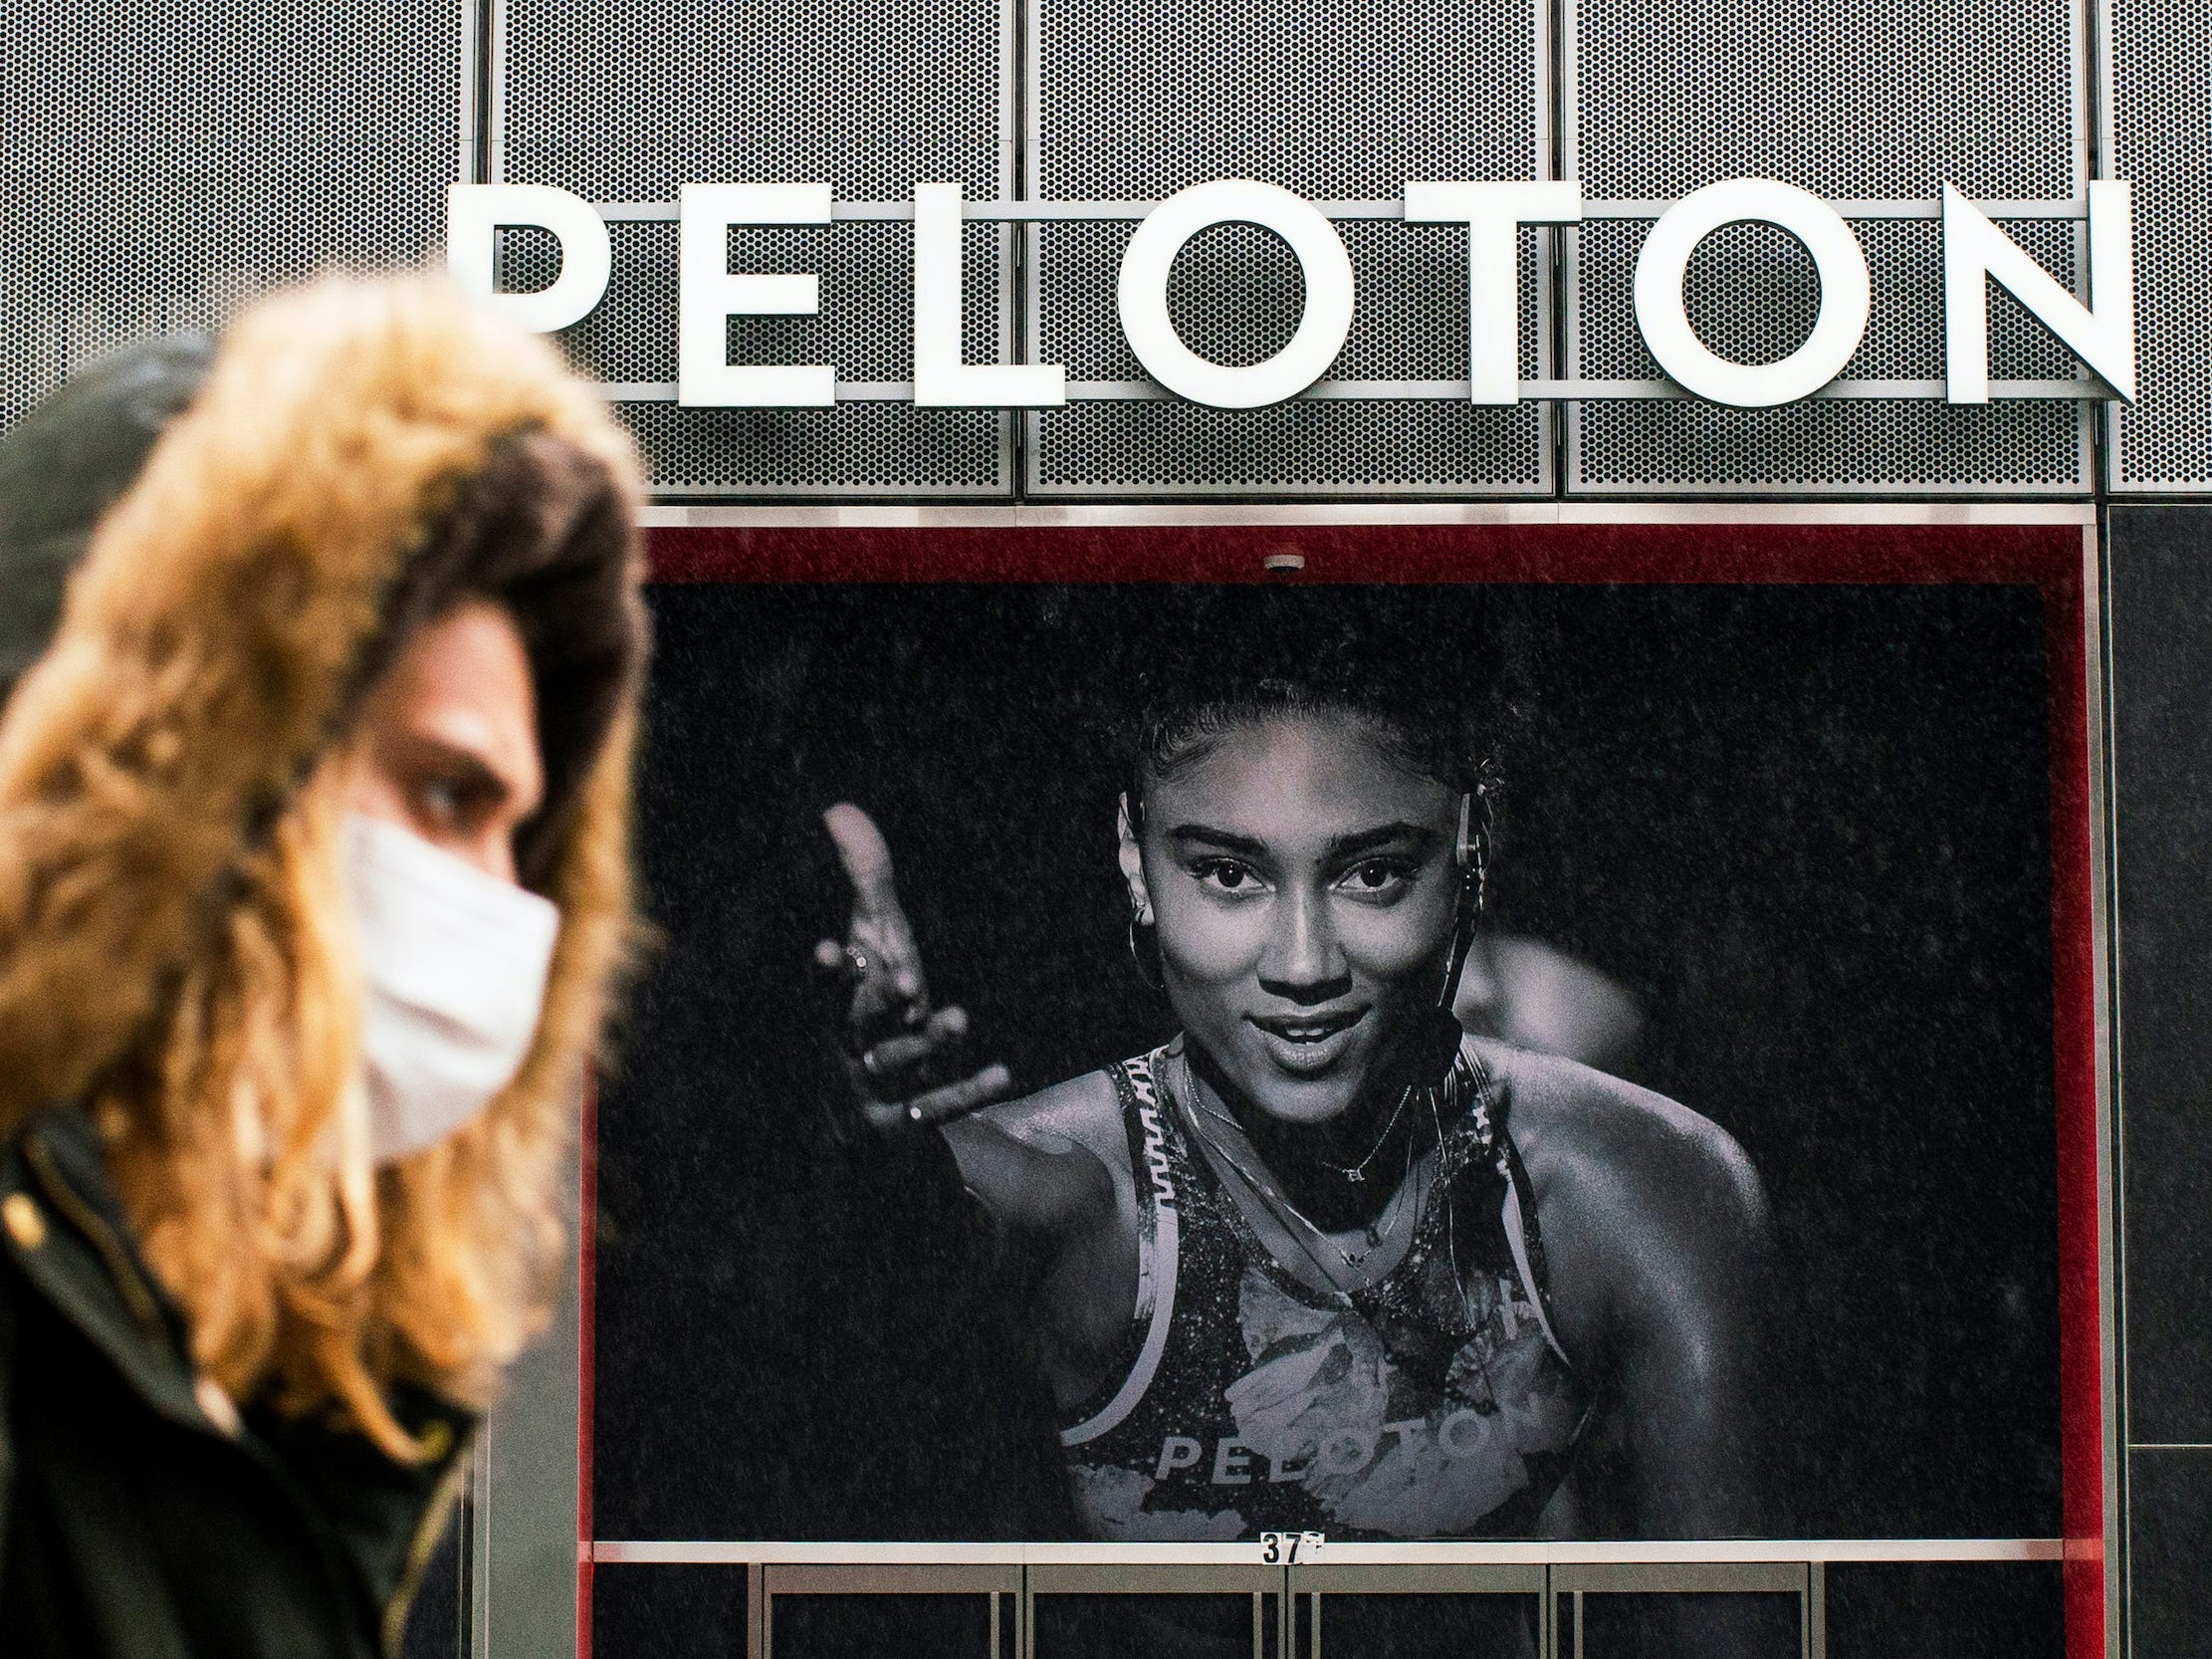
0, 272, 646, 1126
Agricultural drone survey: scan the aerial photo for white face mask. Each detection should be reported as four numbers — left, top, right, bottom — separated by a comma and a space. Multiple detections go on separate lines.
342, 812, 560, 1165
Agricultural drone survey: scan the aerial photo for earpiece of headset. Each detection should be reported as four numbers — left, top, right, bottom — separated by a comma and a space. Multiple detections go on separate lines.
1439, 785, 1492, 1011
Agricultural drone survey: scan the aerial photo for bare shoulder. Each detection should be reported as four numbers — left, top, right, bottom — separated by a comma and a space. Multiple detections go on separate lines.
1474, 1039, 1771, 1377
1475, 1039, 1769, 1255
944, 1066, 1133, 1238
974, 1067, 1127, 1171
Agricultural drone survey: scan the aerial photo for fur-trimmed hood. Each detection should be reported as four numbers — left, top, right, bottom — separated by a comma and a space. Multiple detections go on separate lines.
0, 272, 648, 1131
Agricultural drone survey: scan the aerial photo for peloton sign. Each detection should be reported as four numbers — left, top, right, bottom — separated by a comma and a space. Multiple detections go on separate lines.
446, 177, 2138, 410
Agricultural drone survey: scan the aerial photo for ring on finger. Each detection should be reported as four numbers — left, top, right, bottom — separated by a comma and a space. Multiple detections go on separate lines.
842, 944, 871, 979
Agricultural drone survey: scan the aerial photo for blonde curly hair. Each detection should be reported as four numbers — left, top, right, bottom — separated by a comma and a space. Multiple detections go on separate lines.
0, 272, 647, 1459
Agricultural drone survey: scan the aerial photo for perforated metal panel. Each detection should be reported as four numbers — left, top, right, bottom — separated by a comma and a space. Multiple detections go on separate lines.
2103, 0, 2211, 491
1024, 0, 1551, 497
494, 0, 1014, 497
496, 219, 1007, 493
1564, 0, 2094, 494
0, 3, 462, 438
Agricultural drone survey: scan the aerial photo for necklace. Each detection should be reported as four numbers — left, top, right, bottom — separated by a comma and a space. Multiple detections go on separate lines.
1314, 1082, 1413, 1184
1170, 1052, 1429, 1293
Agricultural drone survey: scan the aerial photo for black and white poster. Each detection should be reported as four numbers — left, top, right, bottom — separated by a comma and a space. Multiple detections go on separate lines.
584, 518, 2101, 1657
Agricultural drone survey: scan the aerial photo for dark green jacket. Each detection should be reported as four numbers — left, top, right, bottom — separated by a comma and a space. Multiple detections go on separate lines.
0, 1108, 472, 1658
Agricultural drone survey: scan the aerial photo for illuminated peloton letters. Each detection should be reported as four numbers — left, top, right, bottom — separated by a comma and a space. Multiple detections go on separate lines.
447, 176, 2138, 410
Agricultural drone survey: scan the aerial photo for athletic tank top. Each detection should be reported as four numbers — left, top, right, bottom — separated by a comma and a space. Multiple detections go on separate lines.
1059, 1040, 1590, 1541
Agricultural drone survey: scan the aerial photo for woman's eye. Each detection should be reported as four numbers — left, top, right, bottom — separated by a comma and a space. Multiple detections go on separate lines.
416, 777, 467, 828
1192, 858, 1264, 895
1338, 859, 1416, 899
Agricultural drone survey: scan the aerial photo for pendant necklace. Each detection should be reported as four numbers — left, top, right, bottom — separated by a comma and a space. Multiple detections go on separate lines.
1172, 1052, 1428, 1287
1314, 1081, 1413, 1184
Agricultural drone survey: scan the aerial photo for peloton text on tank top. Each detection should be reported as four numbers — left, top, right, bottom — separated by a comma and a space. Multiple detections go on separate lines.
1058, 1041, 1591, 1541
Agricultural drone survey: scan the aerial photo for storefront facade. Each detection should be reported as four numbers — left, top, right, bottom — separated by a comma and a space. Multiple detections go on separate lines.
6, 2, 2209, 1655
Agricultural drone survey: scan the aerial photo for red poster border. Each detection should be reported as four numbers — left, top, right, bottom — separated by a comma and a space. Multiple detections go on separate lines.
577, 1071, 599, 1659
580, 519, 2104, 1659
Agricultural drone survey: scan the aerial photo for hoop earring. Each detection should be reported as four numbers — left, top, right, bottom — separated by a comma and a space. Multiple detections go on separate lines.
1127, 904, 1165, 992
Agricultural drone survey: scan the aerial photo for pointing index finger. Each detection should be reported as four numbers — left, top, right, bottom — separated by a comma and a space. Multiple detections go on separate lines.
823, 803, 899, 918
822, 802, 928, 1011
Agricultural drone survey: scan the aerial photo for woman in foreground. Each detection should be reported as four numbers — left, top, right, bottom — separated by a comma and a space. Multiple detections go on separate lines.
0, 274, 646, 1657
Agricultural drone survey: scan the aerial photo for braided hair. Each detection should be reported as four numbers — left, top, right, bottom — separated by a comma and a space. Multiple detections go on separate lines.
1119, 582, 1523, 819
1115, 581, 1529, 1015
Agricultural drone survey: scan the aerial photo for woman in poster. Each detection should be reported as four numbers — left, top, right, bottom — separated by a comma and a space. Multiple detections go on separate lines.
818, 588, 1772, 1543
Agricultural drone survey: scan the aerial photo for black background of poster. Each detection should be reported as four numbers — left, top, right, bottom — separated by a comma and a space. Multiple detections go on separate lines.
593, 575, 2064, 1543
